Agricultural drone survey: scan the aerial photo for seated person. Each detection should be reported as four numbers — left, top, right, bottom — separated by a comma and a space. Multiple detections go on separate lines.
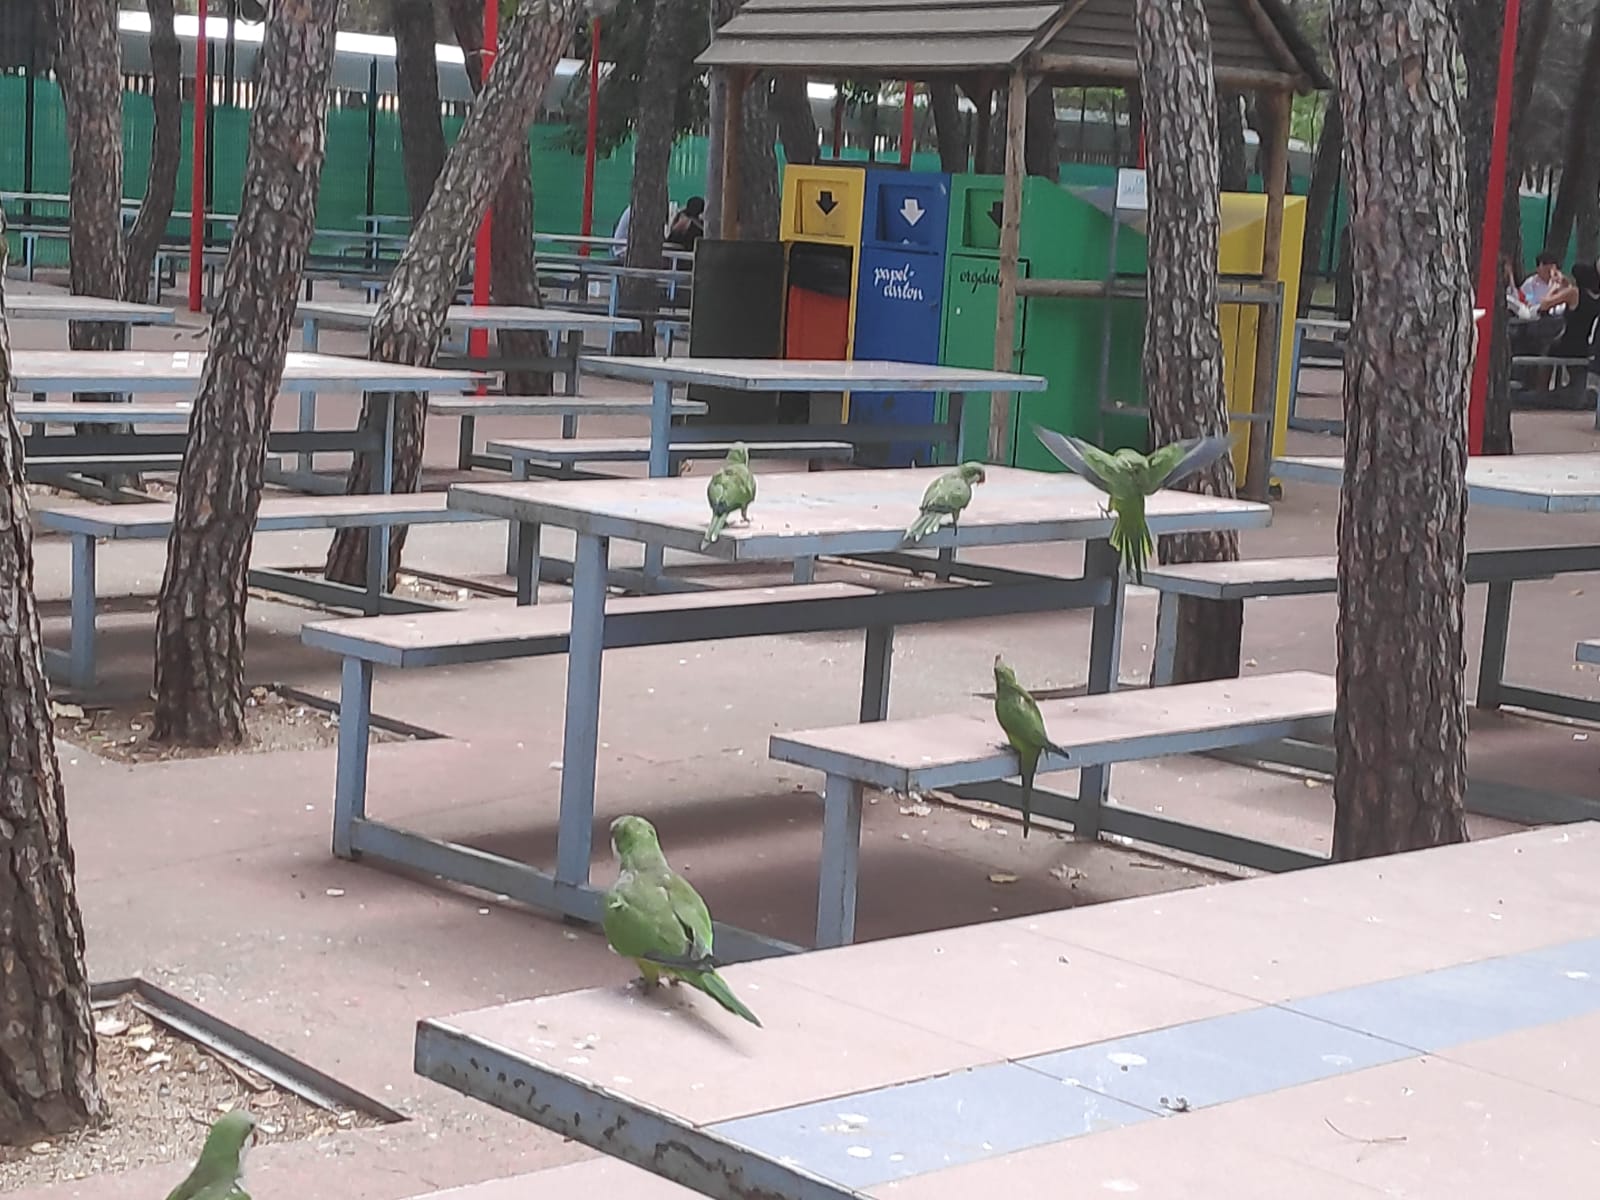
1521, 250, 1578, 316
665, 197, 705, 250
1552, 261, 1600, 359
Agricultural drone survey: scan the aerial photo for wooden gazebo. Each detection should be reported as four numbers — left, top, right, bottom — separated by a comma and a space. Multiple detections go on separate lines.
699, 0, 1328, 493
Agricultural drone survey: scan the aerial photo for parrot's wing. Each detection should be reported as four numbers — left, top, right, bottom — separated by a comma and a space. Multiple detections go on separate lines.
995, 685, 1049, 747
603, 876, 693, 962
1032, 426, 1124, 496
1146, 434, 1236, 491
707, 468, 738, 514
664, 871, 716, 960
921, 472, 968, 514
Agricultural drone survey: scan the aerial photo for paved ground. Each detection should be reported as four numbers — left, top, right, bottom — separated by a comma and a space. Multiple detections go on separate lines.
9, 282, 1600, 1199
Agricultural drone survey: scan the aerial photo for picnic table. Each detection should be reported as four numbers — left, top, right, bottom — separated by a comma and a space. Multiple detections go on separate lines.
415, 824, 1600, 1200
571, 357, 1049, 583
415, 466, 1270, 958
8, 294, 176, 326
1276, 452, 1600, 729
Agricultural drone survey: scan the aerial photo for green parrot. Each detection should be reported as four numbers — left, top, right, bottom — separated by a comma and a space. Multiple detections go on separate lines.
904, 462, 988, 543
1033, 425, 1234, 583
601, 815, 762, 1027
165, 1110, 256, 1200
702, 443, 757, 548
993, 655, 1071, 838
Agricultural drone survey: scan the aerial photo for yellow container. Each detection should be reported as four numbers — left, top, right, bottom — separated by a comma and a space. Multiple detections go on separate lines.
1217, 193, 1307, 477
780, 164, 867, 246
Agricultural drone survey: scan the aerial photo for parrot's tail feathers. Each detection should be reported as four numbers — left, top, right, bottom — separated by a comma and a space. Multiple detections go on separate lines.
702, 512, 729, 549
1044, 740, 1072, 763
1107, 513, 1154, 584
904, 512, 942, 544
691, 970, 762, 1027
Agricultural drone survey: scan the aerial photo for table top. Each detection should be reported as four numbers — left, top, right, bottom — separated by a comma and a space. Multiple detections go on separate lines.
449, 466, 1269, 562
1275, 453, 1600, 514
575, 357, 1049, 393
416, 824, 1600, 1199
297, 301, 640, 335
9, 294, 177, 325
10, 350, 480, 395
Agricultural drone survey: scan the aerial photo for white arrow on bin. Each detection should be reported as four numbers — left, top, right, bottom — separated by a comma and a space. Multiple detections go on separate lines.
900, 197, 925, 226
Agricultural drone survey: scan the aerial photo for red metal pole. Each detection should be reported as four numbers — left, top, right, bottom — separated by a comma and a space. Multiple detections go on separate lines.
580, 17, 601, 258
470, 0, 498, 388
899, 82, 914, 167
1468, 0, 1520, 456
187, 0, 209, 313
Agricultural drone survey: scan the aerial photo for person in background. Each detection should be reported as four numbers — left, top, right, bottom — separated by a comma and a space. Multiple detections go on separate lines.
610, 205, 632, 260
666, 196, 705, 250
1522, 250, 1578, 316
1552, 261, 1600, 359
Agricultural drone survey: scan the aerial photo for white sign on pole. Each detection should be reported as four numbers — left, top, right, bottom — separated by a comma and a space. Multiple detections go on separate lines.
1115, 168, 1148, 213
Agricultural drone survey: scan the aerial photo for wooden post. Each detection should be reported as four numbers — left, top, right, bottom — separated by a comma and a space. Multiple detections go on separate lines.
721, 69, 748, 240
989, 68, 1028, 465
1244, 89, 1289, 500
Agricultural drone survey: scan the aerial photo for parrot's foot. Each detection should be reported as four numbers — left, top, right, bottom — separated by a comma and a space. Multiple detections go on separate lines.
633, 976, 662, 993
668, 977, 684, 988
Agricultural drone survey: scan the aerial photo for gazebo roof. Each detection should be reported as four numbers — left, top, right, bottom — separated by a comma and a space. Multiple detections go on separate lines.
699, 0, 1329, 92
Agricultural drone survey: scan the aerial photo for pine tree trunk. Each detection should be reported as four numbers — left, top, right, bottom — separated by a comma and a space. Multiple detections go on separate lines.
1124, 87, 1144, 167
1024, 84, 1058, 179
1134, 0, 1241, 685
124, 0, 180, 305
969, 83, 996, 173
613, 0, 683, 356
1217, 89, 1249, 192
324, 0, 586, 587
151, 0, 342, 747
1330, 0, 1472, 859
740, 76, 782, 241
1545, 1, 1600, 258
0, 213, 104, 1148
772, 74, 818, 166
391, 0, 448, 221
1297, 101, 1342, 317
931, 81, 967, 172
57, 0, 125, 356
447, 0, 553, 397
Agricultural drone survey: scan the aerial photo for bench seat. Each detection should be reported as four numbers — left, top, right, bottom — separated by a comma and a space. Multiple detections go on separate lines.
1578, 640, 1600, 666
770, 671, 1337, 947
429, 395, 706, 419
487, 435, 855, 469
37, 491, 492, 688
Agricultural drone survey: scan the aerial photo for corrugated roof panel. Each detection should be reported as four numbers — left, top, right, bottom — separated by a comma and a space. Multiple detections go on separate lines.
700, 32, 1041, 70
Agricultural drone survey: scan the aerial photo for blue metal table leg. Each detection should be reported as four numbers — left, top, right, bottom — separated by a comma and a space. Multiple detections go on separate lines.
1077, 539, 1125, 840
1478, 580, 1514, 711
1152, 591, 1180, 686
643, 377, 671, 586
69, 533, 98, 689
815, 773, 863, 948
298, 316, 319, 474
1286, 320, 1307, 432
333, 656, 374, 859
556, 533, 611, 889
859, 626, 894, 722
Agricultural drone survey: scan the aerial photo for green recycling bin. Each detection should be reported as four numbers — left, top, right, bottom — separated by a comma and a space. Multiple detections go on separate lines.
939, 174, 1147, 469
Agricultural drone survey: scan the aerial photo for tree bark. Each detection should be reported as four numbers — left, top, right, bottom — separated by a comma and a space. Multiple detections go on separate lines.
1217, 89, 1249, 192
325, 0, 587, 587
969, 83, 997, 173
772, 73, 819, 166
1298, 100, 1342, 317
1330, 0, 1472, 858
0, 214, 103, 1147
740, 76, 782, 241
57, 0, 125, 355
1544, 0, 1600, 258
124, 0, 181, 305
391, 0, 448, 221
1124, 87, 1144, 167
612, 0, 684, 355
1024, 83, 1058, 179
152, 0, 342, 747
1135, 0, 1241, 685
447, 0, 553, 397
931, 81, 967, 172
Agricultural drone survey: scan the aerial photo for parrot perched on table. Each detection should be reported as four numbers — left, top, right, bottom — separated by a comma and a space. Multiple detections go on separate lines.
601, 815, 762, 1027
904, 462, 988, 543
702, 443, 756, 548
164, 1110, 256, 1200
1033, 425, 1234, 584
993, 655, 1071, 839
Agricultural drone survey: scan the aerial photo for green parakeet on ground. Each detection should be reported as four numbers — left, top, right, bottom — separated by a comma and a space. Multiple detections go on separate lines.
165, 1110, 256, 1200
601, 815, 762, 1026
904, 462, 988, 543
702, 443, 756, 548
993, 655, 1071, 838
1033, 425, 1234, 583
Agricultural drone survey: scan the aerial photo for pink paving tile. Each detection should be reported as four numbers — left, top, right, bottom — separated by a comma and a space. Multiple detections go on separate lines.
427, 971, 995, 1127
1438, 1009, 1600, 1108
865, 1108, 1389, 1199
752, 921, 1254, 1060
1155, 1054, 1600, 1198
409, 1158, 696, 1199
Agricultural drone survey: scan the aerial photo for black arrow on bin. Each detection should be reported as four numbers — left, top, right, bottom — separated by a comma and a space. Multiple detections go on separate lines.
987, 200, 1004, 228
816, 190, 839, 215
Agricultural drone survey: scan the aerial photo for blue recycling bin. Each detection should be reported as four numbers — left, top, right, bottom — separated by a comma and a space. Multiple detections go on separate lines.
850, 170, 952, 467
